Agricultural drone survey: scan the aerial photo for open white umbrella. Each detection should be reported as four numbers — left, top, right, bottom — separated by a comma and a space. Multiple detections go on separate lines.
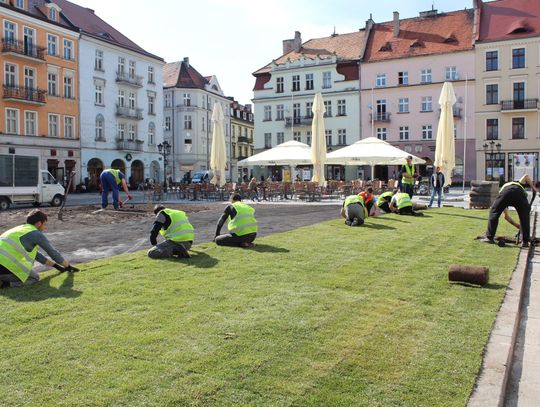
434, 82, 456, 187
237, 140, 312, 166
311, 93, 326, 186
210, 103, 226, 187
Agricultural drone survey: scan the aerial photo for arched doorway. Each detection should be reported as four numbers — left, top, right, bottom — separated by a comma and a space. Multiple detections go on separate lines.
87, 158, 103, 191
150, 161, 160, 183
111, 159, 126, 175
130, 160, 144, 188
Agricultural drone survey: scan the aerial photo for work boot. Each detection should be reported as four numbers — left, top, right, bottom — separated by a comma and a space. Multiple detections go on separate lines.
521, 241, 530, 248
479, 237, 495, 244
345, 219, 352, 226
240, 242, 255, 248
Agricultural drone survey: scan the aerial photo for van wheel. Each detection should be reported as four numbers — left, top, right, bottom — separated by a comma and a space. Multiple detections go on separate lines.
32, 202, 42, 207
50, 194, 64, 207
0, 198, 10, 211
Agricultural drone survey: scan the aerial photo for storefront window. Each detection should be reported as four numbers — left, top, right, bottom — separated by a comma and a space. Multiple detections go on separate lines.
485, 153, 505, 183
508, 152, 538, 182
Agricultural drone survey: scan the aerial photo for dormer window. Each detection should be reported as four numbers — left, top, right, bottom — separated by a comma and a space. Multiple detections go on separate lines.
15, 0, 25, 10
508, 20, 531, 35
410, 39, 424, 48
443, 34, 458, 44
50, 8, 57, 21
379, 42, 392, 52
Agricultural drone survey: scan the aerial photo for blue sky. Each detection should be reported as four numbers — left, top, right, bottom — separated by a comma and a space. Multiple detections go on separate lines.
70, 0, 473, 104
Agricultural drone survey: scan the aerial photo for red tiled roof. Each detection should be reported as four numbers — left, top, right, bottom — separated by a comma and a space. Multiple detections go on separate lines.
363, 10, 474, 62
163, 60, 209, 89
477, 0, 540, 42
254, 30, 365, 75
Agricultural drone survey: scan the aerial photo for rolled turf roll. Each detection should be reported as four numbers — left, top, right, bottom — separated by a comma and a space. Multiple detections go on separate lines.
448, 264, 489, 286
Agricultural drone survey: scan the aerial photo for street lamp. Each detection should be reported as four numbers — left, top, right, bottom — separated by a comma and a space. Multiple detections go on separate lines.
157, 140, 172, 192
483, 140, 502, 182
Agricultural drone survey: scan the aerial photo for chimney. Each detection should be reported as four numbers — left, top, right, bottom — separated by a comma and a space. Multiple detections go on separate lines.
365, 13, 375, 31
183, 57, 190, 68
245, 104, 252, 113
294, 31, 302, 52
393, 11, 400, 38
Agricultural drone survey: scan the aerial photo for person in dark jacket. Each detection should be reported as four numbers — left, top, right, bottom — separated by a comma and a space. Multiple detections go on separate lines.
428, 166, 445, 208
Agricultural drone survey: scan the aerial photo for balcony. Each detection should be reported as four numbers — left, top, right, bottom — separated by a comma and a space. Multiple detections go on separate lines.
238, 136, 252, 144
369, 112, 391, 122
2, 39, 46, 62
438, 106, 462, 118
285, 116, 312, 128
3, 85, 46, 105
115, 71, 143, 87
116, 139, 143, 152
116, 105, 143, 120
500, 99, 538, 112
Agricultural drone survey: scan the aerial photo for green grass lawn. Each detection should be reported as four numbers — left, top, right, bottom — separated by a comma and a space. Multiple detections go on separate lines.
0, 208, 520, 407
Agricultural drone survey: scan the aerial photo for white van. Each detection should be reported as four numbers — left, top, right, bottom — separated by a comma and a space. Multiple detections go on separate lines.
0, 154, 65, 210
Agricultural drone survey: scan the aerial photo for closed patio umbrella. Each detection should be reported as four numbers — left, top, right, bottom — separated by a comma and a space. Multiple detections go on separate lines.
311, 93, 326, 186
210, 102, 226, 187
434, 82, 456, 187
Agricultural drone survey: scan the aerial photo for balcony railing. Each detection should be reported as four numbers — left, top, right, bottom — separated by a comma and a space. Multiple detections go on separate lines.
3, 85, 46, 104
285, 116, 312, 127
369, 112, 391, 122
115, 71, 143, 87
116, 105, 143, 120
238, 136, 252, 143
2, 39, 46, 61
116, 139, 143, 151
500, 99, 538, 111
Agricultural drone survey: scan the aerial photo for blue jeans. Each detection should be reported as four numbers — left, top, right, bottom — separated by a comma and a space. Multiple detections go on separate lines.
429, 187, 442, 207
100, 172, 119, 209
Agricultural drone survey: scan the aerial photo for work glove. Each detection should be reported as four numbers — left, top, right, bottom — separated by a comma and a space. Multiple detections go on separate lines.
53, 264, 81, 273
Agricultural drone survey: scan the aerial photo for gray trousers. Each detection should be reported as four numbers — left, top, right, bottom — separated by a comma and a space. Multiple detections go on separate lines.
0, 268, 40, 287
345, 203, 365, 222
215, 232, 256, 247
147, 240, 192, 259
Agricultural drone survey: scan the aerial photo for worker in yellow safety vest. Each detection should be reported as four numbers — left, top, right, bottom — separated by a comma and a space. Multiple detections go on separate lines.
400, 155, 418, 198
100, 168, 132, 210
214, 194, 258, 247
341, 195, 368, 226
389, 191, 415, 215
148, 205, 194, 259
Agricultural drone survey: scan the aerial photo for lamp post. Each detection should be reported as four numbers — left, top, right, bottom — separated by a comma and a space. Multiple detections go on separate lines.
158, 140, 172, 193
483, 140, 502, 182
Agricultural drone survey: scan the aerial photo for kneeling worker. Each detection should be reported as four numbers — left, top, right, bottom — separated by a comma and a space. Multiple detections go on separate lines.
341, 194, 368, 226
377, 190, 395, 213
0, 209, 73, 288
215, 194, 258, 247
389, 190, 415, 215
148, 205, 194, 259
360, 187, 375, 215
481, 174, 536, 247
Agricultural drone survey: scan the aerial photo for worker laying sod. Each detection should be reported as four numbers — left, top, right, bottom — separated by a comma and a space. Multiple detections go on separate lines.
0, 208, 521, 406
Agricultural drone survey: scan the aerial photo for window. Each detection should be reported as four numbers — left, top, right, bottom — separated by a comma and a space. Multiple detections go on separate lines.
49, 7, 57, 21
376, 74, 386, 87
376, 128, 387, 141
64, 116, 74, 139
276, 104, 284, 121
118, 57, 125, 74
323, 72, 332, 88
147, 66, 155, 83
306, 131, 312, 146
398, 98, 409, 113
422, 124, 433, 140
486, 84, 498, 105
486, 51, 498, 71
5, 108, 18, 134
486, 119, 498, 140
513, 82, 525, 102
445, 66, 458, 80
95, 84, 103, 105
421, 69, 432, 83
148, 123, 155, 145
292, 75, 300, 91
398, 71, 408, 85
202, 117, 205, 131
15, 0, 24, 9
47, 72, 57, 96
114, 123, 123, 141
95, 50, 104, 71
399, 126, 409, 140
4, 21, 16, 46
47, 34, 57, 56
276, 77, 284, 93
293, 103, 300, 122
325, 130, 333, 146
24, 111, 36, 136
164, 93, 171, 108
63, 75, 73, 99
305, 73, 314, 90
337, 100, 346, 116
5, 63, 17, 87
128, 124, 136, 141
512, 117, 525, 139
421, 96, 432, 112
117, 90, 125, 107
48, 114, 59, 137
63, 39, 73, 60
276, 132, 284, 144
183, 93, 191, 106
512, 48, 525, 69
128, 92, 135, 109
324, 100, 332, 117
264, 133, 272, 148
165, 116, 171, 131
148, 94, 155, 115
264, 105, 271, 121
184, 115, 192, 130
128, 60, 136, 78
338, 129, 346, 145
293, 131, 301, 142
24, 67, 35, 89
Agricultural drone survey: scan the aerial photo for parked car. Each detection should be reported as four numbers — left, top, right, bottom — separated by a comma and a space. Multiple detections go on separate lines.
191, 171, 213, 184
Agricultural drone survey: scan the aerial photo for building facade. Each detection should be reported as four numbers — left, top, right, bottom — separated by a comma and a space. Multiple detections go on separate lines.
52, 0, 164, 190
360, 9, 477, 182
163, 57, 231, 181
0, 0, 79, 187
474, 0, 540, 183
252, 31, 364, 180
230, 99, 254, 182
